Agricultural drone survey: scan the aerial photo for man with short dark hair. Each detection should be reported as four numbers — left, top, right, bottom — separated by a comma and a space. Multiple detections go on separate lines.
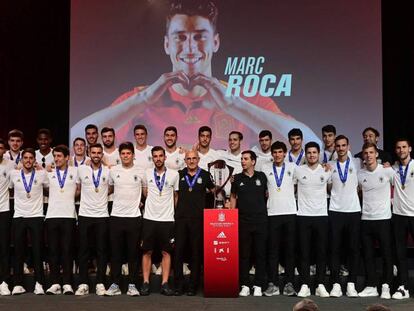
231, 150, 267, 297
140, 146, 179, 296
45, 145, 78, 295
218, 131, 243, 174
35, 128, 54, 169
391, 138, 414, 299
105, 142, 143, 296
84, 124, 99, 156
320, 125, 336, 163
262, 141, 297, 296
75, 143, 110, 296
71, 137, 89, 167
252, 130, 273, 171
133, 125, 154, 172
354, 127, 392, 166
164, 126, 185, 171
5, 129, 24, 167
10, 148, 48, 295
101, 127, 120, 167
357, 142, 394, 299
288, 128, 306, 165
295, 142, 331, 298
197, 126, 219, 171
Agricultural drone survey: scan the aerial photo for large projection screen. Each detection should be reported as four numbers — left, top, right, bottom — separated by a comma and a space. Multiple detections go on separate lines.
70, 0, 382, 151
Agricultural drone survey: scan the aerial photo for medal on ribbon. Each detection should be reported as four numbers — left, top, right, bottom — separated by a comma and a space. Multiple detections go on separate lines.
337, 158, 350, 184
74, 156, 85, 167
91, 165, 102, 193
154, 169, 167, 196
272, 163, 285, 192
399, 159, 411, 190
21, 169, 35, 198
56, 167, 68, 193
289, 149, 304, 165
185, 168, 202, 192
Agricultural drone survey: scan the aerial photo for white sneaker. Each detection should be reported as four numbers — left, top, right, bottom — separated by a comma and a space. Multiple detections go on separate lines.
315, 284, 330, 298
249, 266, 256, 275
122, 264, 129, 276
95, 283, 106, 296
392, 285, 410, 300
75, 284, 89, 296
252, 286, 262, 297
297, 284, 311, 297
34, 282, 45, 295
127, 284, 140, 296
12, 285, 26, 295
63, 284, 74, 295
155, 265, 163, 275
46, 284, 62, 295
346, 282, 358, 298
183, 263, 191, 276
105, 283, 121, 296
358, 286, 379, 297
330, 283, 342, 298
0, 281, 11, 296
239, 285, 250, 297
380, 283, 391, 299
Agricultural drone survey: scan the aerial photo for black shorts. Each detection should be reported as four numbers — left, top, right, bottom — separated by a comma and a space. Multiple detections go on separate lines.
141, 219, 175, 254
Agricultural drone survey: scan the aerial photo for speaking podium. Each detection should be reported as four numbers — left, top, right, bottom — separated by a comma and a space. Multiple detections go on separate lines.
204, 209, 239, 297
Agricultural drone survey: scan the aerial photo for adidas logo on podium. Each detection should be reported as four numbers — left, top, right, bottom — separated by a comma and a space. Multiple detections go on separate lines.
217, 231, 227, 239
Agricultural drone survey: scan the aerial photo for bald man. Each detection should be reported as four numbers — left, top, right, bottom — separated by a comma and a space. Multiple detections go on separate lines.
174, 150, 215, 296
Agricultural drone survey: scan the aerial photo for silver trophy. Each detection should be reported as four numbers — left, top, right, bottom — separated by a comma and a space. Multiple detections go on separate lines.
208, 160, 234, 209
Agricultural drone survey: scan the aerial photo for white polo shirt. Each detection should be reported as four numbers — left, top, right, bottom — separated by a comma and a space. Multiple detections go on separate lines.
143, 168, 179, 222
262, 162, 297, 216
252, 145, 273, 171
134, 145, 154, 171
4, 150, 22, 167
77, 165, 110, 217
198, 148, 219, 171
217, 150, 242, 174
46, 166, 78, 219
0, 159, 14, 212
328, 158, 361, 213
10, 169, 47, 218
295, 164, 332, 216
165, 148, 185, 171
392, 160, 414, 216
358, 164, 394, 220
287, 149, 306, 166
35, 149, 54, 168
104, 148, 121, 166
109, 164, 143, 218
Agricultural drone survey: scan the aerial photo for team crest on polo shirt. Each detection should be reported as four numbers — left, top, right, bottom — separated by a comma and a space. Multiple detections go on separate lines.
134, 175, 138, 182
287, 171, 292, 176
379, 177, 384, 183
411, 171, 414, 178
320, 176, 325, 183
256, 179, 262, 186
175, 159, 179, 165
102, 177, 106, 182
197, 177, 202, 184
116, 159, 120, 164
34, 179, 38, 185
147, 156, 152, 162
69, 175, 73, 180
2, 171, 6, 178
349, 168, 353, 174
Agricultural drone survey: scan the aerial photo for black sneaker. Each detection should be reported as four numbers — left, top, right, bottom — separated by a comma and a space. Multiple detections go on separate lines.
174, 287, 183, 296
186, 288, 196, 296
160, 283, 174, 296
140, 282, 150, 296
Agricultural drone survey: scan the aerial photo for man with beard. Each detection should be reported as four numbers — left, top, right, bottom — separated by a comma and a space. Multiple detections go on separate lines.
84, 124, 99, 156
10, 148, 48, 295
354, 127, 392, 166
140, 146, 179, 296
101, 127, 120, 167
252, 130, 273, 171
75, 143, 110, 296
164, 126, 185, 171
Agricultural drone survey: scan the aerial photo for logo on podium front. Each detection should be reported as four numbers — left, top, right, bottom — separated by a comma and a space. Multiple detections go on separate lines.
218, 212, 225, 222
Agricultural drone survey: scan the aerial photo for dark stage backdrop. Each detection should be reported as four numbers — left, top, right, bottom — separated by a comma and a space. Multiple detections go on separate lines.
0, 0, 413, 156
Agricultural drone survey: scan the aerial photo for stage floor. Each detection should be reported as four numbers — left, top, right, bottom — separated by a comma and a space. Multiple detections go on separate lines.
1, 293, 413, 311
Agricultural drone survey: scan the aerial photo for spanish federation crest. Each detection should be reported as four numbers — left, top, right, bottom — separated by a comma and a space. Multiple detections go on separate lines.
218, 212, 225, 222
320, 176, 325, 183
379, 177, 384, 183
256, 179, 262, 186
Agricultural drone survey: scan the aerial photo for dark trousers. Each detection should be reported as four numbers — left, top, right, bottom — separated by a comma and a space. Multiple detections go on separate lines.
267, 215, 296, 284
109, 216, 141, 285
329, 211, 360, 283
174, 218, 203, 290
0, 211, 11, 283
13, 217, 45, 285
46, 218, 76, 285
78, 216, 108, 284
361, 219, 393, 286
392, 214, 414, 286
297, 216, 328, 285
239, 221, 267, 288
